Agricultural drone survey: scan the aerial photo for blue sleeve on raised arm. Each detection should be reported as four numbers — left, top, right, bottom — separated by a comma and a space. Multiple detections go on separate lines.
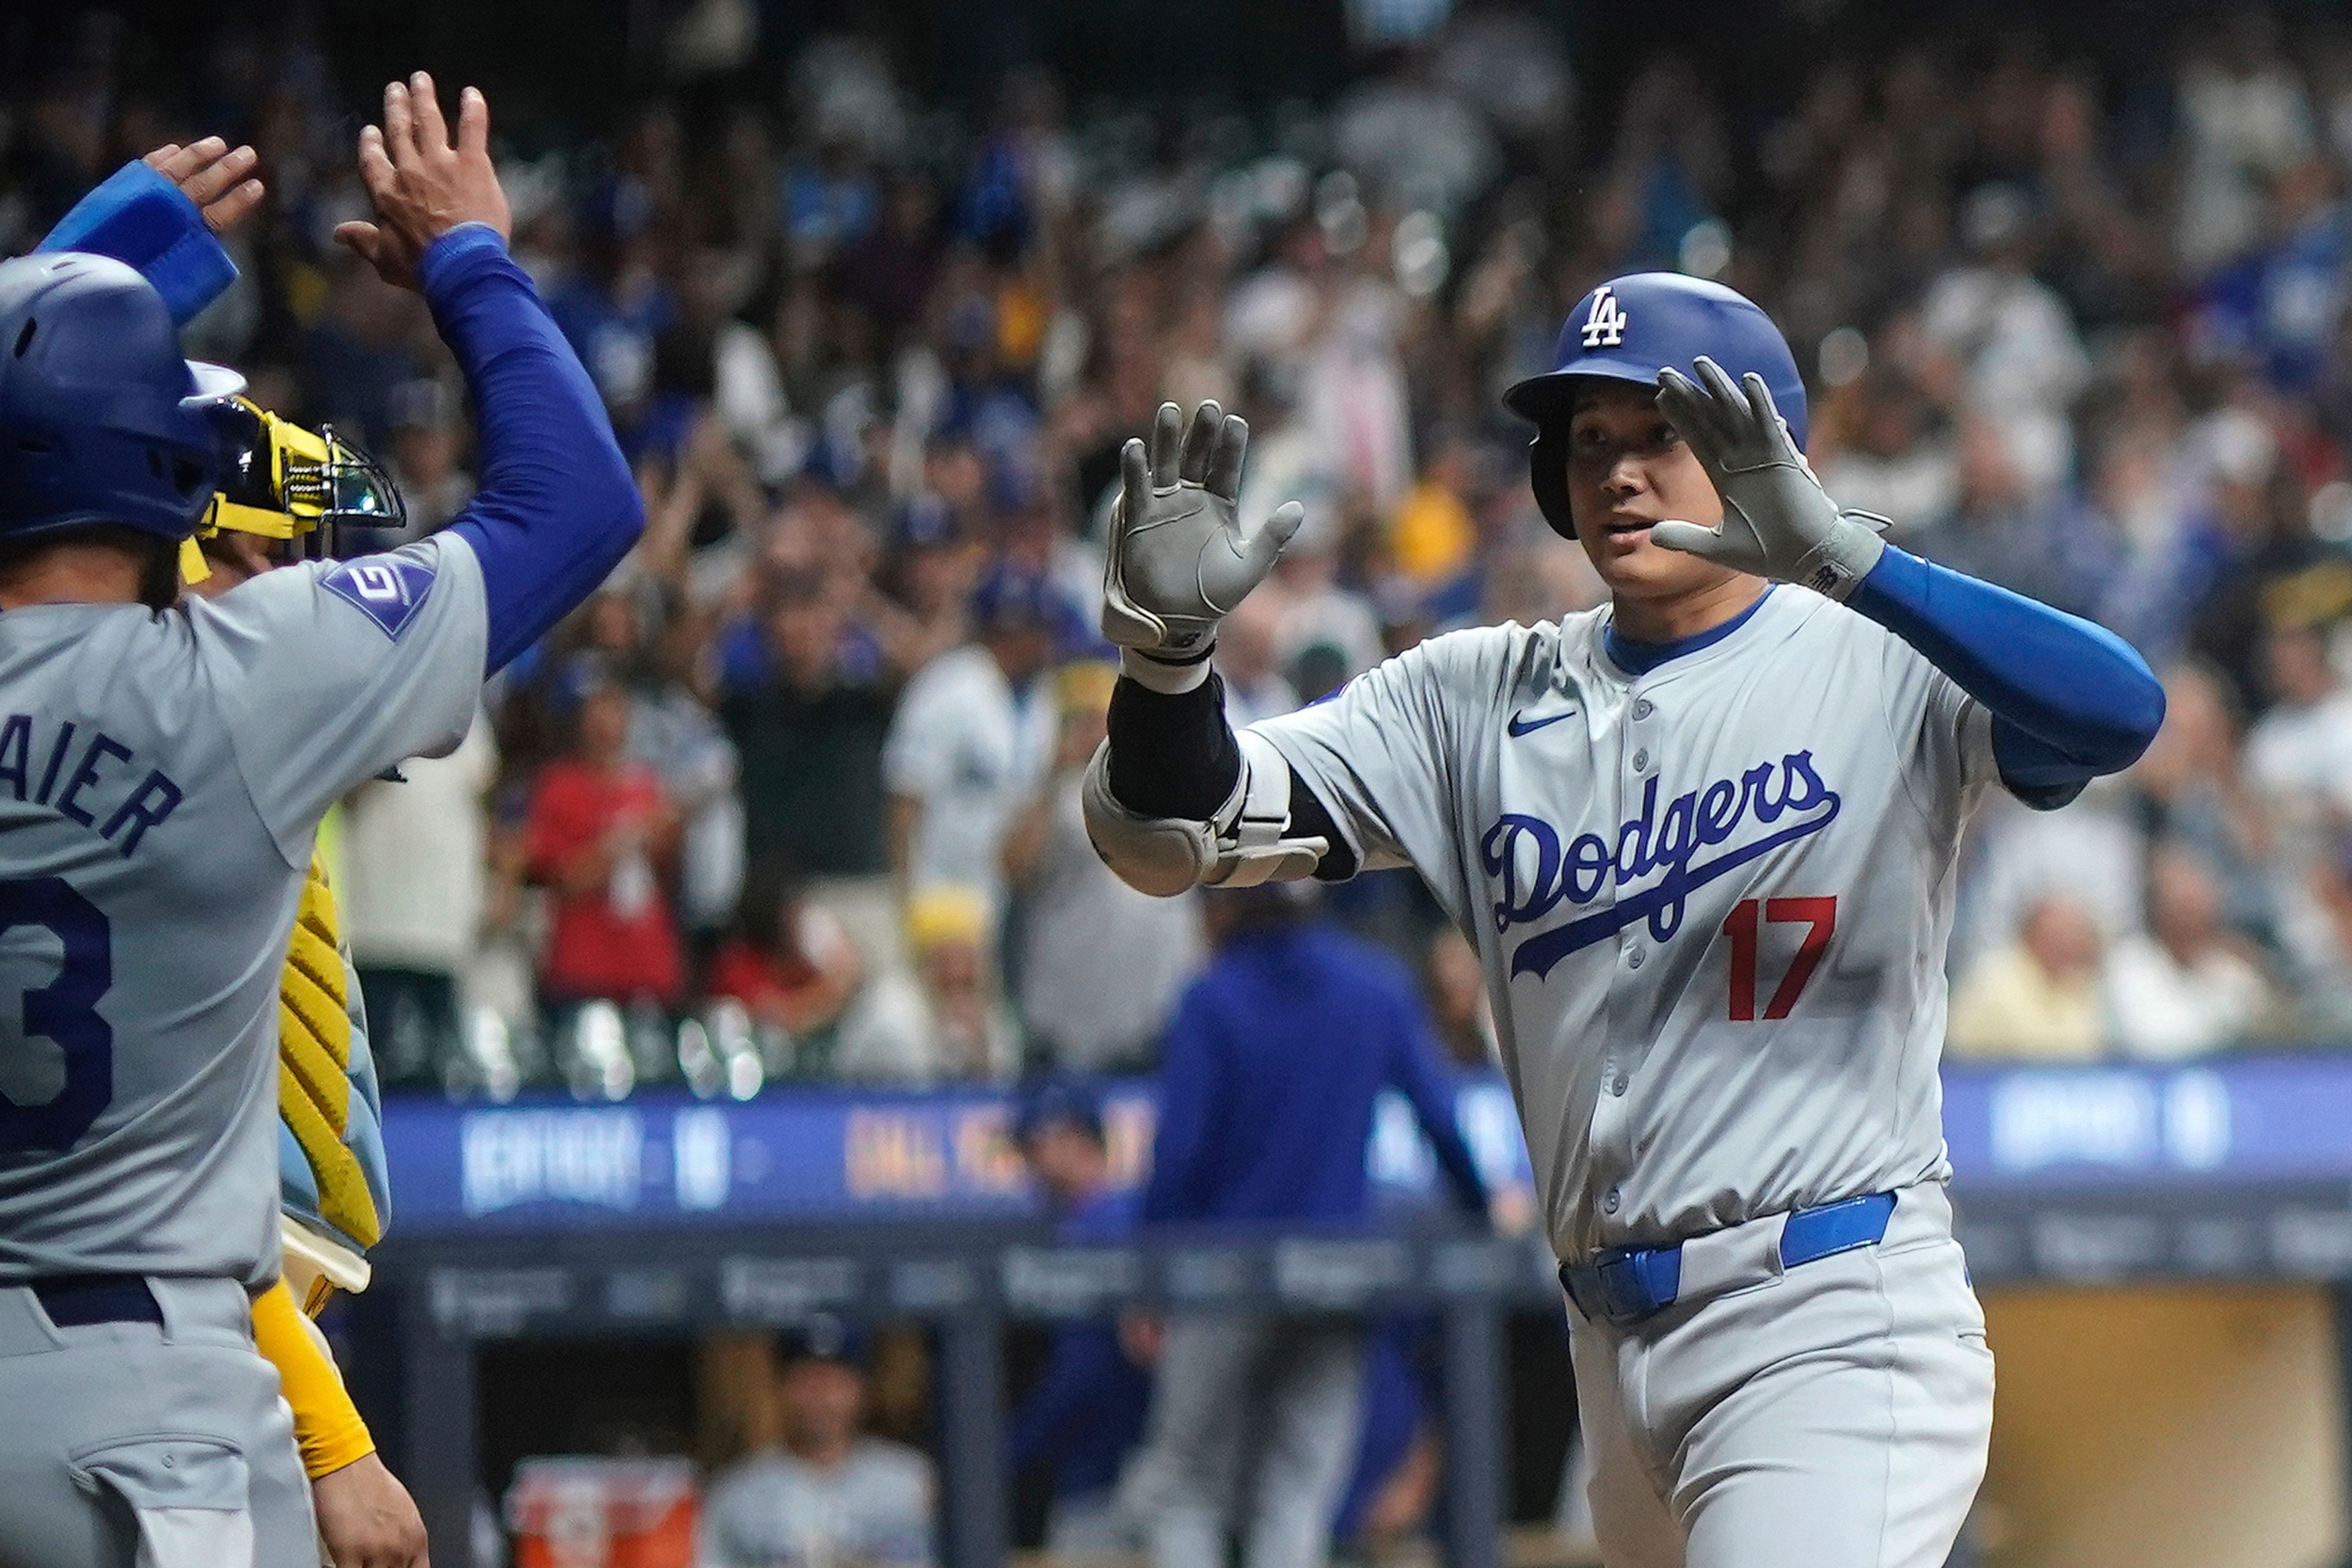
1848, 546, 2166, 809
423, 225, 643, 675
36, 160, 238, 326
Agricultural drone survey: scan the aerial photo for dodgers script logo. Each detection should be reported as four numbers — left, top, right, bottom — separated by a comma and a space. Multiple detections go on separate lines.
1482, 750, 1840, 979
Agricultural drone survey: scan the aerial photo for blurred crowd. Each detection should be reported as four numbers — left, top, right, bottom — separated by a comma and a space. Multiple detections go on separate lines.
12, 2, 2352, 1093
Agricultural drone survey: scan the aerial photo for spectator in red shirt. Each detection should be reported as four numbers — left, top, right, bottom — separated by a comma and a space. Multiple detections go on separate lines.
526, 675, 685, 1008
709, 863, 867, 1063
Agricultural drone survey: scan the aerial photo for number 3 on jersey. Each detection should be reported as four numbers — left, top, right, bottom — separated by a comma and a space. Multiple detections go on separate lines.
0, 878, 113, 1152
1722, 896, 1835, 1022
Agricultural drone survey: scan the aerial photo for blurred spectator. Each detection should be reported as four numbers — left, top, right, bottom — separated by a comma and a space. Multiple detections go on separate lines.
48, 4, 2352, 1085
1003, 663, 1202, 1074
625, 597, 745, 941
1267, 533, 1386, 704
708, 865, 867, 1070
701, 1322, 936, 1568
523, 677, 684, 1011
380, 377, 474, 543
2244, 618, 2352, 826
1214, 592, 1303, 729
342, 712, 497, 1088
2105, 843, 2275, 1059
2175, 9, 2318, 273
2192, 159, 2350, 394
1904, 420, 2080, 612
1422, 928, 1498, 1069
1007, 1082, 1153, 1555
882, 566, 1063, 923
1810, 365, 1959, 535
2177, 408, 2339, 712
870, 495, 981, 678
838, 886, 1020, 1084
2127, 663, 2278, 946
1123, 887, 1490, 1568
1945, 895, 2108, 1062
717, 570, 902, 979
1387, 430, 1479, 592
1917, 184, 2090, 498
2074, 427, 2220, 665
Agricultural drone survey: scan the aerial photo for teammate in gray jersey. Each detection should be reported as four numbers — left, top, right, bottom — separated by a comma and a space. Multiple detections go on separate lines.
0, 75, 641, 1568
1084, 273, 2165, 1568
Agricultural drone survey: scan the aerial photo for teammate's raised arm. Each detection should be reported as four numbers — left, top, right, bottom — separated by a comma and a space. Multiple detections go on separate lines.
336, 74, 642, 674
32, 140, 262, 327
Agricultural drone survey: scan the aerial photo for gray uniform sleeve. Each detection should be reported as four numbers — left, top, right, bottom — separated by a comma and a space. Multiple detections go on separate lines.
1250, 628, 1513, 921
197, 533, 489, 862
1877, 628, 2000, 830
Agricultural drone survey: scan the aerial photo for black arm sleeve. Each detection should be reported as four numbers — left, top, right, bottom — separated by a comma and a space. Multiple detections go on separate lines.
1104, 674, 1359, 880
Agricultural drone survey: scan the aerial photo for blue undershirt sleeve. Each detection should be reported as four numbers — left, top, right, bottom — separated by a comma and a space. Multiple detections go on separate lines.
1847, 546, 2166, 809
422, 225, 643, 674
36, 160, 236, 326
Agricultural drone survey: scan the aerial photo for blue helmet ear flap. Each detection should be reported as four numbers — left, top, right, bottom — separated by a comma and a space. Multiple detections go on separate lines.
1528, 427, 1575, 540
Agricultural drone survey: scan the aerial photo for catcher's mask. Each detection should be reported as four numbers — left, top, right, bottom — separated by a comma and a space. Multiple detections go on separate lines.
183, 397, 405, 582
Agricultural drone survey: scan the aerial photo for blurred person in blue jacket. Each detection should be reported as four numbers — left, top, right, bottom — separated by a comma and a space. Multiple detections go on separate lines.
1329, 1325, 1442, 1556
1124, 886, 1494, 1568
1007, 1080, 1154, 1555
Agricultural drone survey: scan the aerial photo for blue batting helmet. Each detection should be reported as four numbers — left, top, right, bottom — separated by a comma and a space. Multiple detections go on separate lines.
0, 252, 244, 546
1502, 273, 1806, 539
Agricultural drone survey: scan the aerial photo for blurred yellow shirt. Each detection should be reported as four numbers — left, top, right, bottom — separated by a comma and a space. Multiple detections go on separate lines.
1945, 945, 2105, 1062
1389, 480, 1475, 587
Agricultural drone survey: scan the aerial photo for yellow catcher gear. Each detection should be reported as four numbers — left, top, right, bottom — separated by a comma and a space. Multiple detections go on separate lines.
182, 396, 404, 583
278, 849, 388, 1287
251, 1276, 376, 1479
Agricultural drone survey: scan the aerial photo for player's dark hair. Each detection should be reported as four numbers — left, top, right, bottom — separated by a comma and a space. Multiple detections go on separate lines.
134, 531, 178, 610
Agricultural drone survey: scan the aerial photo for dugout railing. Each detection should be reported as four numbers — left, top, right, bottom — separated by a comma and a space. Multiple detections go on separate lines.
350, 1060, 2352, 1567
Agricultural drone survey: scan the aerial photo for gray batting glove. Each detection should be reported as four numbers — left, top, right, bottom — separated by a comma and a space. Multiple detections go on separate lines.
1102, 400, 1306, 663
1649, 356, 1890, 601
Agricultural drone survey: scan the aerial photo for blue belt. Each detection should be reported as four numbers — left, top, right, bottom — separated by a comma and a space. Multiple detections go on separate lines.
1559, 1191, 1898, 1329
26, 1274, 163, 1329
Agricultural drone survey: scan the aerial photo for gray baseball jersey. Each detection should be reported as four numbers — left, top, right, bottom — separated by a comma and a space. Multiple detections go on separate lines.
1255, 586, 1998, 1262
0, 533, 485, 1287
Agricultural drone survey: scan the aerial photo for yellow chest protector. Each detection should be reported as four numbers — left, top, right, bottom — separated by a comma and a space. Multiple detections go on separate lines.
277, 849, 385, 1264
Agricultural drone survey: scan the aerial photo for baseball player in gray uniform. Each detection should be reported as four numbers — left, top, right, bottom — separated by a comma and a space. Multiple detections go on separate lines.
0, 75, 640, 1568
1084, 273, 2165, 1568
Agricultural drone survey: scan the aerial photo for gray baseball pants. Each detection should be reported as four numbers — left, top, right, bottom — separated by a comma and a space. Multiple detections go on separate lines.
0, 1276, 315, 1568
1569, 1183, 1993, 1568
1126, 1314, 1365, 1568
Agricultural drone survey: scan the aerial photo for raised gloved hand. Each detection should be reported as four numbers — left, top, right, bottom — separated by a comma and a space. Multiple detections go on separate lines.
1102, 400, 1305, 667
1649, 356, 1891, 601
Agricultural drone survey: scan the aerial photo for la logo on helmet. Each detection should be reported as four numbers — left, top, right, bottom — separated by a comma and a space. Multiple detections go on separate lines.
1581, 285, 1628, 349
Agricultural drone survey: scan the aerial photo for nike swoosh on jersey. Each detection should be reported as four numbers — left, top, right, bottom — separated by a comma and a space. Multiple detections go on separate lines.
1507, 708, 1578, 737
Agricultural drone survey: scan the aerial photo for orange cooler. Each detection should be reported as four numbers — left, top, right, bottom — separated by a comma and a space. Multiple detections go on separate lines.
507, 1455, 698, 1568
